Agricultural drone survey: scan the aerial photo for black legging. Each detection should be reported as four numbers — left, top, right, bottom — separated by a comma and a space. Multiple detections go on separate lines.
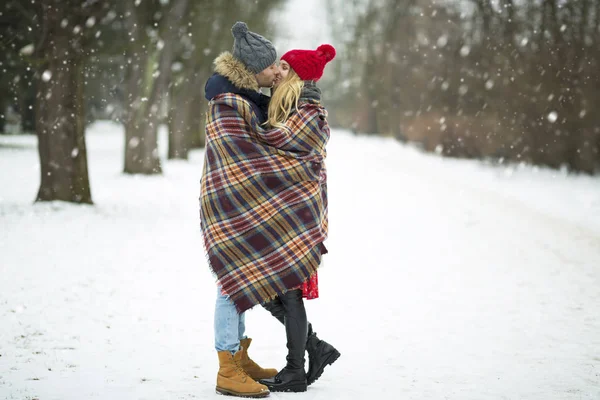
262, 290, 308, 369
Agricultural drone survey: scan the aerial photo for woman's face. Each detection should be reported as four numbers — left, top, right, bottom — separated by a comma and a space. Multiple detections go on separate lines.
278, 60, 291, 80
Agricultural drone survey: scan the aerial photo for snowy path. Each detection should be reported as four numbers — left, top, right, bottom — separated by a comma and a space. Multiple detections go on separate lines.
1, 122, 599, 399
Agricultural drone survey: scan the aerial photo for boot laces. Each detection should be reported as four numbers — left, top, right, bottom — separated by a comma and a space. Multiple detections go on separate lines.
233, 357, 250, 382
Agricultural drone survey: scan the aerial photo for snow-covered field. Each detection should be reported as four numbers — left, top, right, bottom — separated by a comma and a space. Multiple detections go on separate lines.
1, 121, 599, 400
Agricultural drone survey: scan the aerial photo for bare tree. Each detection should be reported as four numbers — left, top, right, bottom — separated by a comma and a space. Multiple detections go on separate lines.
326, 0, 600, 173
1, 1, 39, 134
35, 0, 108, 203
122, 0, 189, 174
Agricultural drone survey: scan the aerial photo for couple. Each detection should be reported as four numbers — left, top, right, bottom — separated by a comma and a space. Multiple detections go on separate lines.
199, 22, 339, 398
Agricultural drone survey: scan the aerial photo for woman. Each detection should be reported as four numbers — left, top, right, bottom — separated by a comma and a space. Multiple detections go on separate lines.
258, 44, 340, 393
201, 42, 339, 395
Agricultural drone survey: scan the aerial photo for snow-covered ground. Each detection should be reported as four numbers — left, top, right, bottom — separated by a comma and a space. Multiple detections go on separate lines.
1, 121, 599, 400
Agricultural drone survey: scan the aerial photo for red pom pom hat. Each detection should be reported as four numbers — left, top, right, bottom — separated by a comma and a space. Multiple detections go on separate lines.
280, 44, 336, 82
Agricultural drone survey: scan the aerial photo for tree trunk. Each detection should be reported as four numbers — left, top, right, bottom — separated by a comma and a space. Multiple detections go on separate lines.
188, 92, 206, 148
168, 74, 194, 159
168, 103, 191, 160
188, 64, 209, 149
474, 0, 493, 33
595, 0, 600, 44
171, 65, 208, 153
123, 6, 161, 175
0, 95, 5, 133
123, 48, 162, 174
22, 68, 37, 133
36, 0, 92, 204
123, 0, 189, 174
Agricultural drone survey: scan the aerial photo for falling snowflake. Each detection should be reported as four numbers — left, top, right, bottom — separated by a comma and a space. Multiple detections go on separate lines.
547, 111, 558, 123
437, 35, 448, 48
129, 137, 140, 148
171, 62, 183, 72
42, 70, 52, 82
20, 44, 34, 56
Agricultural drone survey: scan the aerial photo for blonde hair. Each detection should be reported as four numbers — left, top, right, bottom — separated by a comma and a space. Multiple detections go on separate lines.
266, 69, 304, 128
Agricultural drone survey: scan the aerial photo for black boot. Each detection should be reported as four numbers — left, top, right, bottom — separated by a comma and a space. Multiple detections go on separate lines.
305, 324, 341, 385
262, 296, 341, 386
260, 290, 308, 392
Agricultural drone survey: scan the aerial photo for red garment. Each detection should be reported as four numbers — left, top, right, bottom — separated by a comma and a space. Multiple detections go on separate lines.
297, 242, 326, 299
301, 272, 319, 300
301, 243, 327, 299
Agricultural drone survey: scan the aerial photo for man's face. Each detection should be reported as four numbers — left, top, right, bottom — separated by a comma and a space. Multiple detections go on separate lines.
255, 63, 279, 88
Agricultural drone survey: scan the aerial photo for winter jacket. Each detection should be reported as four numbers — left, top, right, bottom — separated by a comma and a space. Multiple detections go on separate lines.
204, 52, 271, 124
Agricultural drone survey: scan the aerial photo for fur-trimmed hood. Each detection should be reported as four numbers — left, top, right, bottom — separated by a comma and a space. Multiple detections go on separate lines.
204, 52, 271, 123
213, 51, 259, 92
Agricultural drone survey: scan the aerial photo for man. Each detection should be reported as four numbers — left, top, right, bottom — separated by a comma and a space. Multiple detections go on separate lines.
201, 21, 339, 398
201, 21, 279, 398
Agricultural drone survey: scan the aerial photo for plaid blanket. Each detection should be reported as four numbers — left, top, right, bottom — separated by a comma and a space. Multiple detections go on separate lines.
200, 93, 329, 313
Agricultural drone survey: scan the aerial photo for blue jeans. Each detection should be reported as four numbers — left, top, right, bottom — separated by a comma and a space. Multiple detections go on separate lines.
214, 287, 246, 353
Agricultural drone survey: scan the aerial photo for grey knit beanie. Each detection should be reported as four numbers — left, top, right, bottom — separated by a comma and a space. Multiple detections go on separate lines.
231, 21, 277, 74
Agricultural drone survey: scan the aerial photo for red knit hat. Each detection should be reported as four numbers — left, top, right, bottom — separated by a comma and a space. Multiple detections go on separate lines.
280, 44, 336, 82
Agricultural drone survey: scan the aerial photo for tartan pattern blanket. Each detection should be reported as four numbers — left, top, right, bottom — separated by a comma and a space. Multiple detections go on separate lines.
200, 93, 329, 313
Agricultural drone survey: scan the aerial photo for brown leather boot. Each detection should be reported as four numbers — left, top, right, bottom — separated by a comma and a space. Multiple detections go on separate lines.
216, 350, 270, 398
239, 338, 278, 380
